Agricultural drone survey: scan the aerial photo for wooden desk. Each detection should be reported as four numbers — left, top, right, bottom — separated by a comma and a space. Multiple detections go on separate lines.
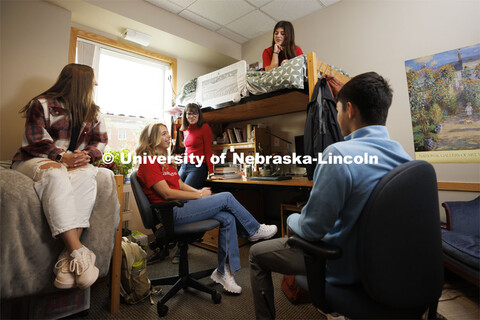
205, 176, 313, 189
197, 177, 312, 252
206, 176, 312, 225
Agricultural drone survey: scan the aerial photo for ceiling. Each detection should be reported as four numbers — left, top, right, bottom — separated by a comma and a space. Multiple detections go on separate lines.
145, 0, 341, 44
47, 0, 241, 68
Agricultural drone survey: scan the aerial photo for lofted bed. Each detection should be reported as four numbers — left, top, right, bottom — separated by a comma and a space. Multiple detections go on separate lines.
174, 52, 351, 124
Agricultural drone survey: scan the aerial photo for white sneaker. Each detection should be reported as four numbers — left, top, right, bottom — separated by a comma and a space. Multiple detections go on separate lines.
53, 249, 76, 289
248, 224, 278, 242
70, 247, 99, 290
211, 267, 242, 294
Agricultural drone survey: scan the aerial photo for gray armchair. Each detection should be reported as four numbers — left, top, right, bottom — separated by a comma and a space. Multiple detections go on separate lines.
0, 166, 120, 300
441, 196, 480, 286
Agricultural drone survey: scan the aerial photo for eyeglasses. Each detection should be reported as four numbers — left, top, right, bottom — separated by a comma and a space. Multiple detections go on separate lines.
186, 112, 199, 116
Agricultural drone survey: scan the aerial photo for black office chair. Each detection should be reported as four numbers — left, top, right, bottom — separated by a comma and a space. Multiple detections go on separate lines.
288, 160, 444, 319
130, 171, 222, 317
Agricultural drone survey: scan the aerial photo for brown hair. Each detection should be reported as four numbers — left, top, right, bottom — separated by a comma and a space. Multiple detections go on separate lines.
180, 103, 205, 131
20, 64, 99, 127
271, 21, 297, 61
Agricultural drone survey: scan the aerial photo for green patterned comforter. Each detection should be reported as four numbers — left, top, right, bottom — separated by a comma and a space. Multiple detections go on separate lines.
246, 54, 306, 95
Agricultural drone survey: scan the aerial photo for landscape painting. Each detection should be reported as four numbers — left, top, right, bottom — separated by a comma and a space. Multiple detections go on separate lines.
405, 43, 480, 163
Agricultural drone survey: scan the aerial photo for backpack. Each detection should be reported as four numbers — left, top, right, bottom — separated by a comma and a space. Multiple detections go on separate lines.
281, 274, 310, 304
303, 77, 344, 180
120, 237, 153, 304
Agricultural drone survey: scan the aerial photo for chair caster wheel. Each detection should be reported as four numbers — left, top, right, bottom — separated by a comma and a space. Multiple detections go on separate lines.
212, 291, 222, 304
157, 303, 168, 317
149, 242, 156, 250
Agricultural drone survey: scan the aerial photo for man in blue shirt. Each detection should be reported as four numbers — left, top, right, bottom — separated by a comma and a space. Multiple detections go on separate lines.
249, 72, 412, 319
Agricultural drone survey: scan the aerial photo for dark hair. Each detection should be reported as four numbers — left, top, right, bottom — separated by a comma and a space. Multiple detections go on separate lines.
180, 103, 205, 130
336, 72, 393, 125
271, 21, 297, 61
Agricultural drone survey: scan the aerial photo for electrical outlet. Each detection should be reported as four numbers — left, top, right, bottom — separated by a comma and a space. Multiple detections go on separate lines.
273, 137, 280, 147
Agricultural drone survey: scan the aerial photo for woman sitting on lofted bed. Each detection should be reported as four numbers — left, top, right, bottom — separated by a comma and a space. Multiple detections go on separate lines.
262, 21, 303, 71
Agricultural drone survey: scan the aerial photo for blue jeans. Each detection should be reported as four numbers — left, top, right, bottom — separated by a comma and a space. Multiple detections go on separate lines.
179, 163, 208, 189
173, 192, 260, 275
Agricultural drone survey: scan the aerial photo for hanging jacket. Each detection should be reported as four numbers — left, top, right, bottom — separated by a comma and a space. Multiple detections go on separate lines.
304, 77, 344, 180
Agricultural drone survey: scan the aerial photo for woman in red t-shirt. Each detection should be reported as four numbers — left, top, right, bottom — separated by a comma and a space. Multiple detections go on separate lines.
262, 21, 303, 71
136, 123, 277, 295
178, 103, 213, 189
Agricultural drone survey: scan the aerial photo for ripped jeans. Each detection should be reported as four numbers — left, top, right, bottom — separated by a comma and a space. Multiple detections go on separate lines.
12, 158, 98, 238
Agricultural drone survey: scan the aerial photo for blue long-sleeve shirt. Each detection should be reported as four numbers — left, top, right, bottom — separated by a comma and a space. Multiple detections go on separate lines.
287, 125, 412, 284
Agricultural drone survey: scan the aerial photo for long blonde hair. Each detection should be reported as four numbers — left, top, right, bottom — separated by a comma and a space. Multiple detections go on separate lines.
20, 64, 99, 127
136, 123, 169, 158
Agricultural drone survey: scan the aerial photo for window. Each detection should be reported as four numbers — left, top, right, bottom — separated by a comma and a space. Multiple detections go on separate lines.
118, 129, 127, 141
70, 28, 177, 153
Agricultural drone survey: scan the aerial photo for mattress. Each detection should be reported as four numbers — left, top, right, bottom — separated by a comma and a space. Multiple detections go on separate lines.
174, 55, 307, 111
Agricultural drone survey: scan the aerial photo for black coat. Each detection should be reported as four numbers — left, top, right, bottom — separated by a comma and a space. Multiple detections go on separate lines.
303, 77, 344, 180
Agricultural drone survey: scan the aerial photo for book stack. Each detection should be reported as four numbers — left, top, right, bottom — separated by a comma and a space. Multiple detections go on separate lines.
210, 166, 241, 180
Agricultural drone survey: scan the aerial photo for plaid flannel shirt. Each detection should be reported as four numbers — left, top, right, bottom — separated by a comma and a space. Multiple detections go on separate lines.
12, 96, 108, 162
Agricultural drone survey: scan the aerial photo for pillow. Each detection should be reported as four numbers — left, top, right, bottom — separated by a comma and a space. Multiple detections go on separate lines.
176, 78, 197, 106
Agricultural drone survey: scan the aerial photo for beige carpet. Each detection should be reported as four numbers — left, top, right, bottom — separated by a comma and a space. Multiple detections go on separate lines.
83, 242, 322, 319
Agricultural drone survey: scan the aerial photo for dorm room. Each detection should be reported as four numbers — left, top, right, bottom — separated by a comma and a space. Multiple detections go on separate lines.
1, 0, 479, 319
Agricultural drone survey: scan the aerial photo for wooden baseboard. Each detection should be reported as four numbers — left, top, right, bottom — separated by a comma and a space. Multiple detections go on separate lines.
438, 182, 480, 192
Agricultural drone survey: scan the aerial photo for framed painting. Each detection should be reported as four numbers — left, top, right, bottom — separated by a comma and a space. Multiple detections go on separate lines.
405, 43, 480, 163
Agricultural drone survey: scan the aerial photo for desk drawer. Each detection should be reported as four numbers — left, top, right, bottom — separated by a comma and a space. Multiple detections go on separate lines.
193, 227, 249, 252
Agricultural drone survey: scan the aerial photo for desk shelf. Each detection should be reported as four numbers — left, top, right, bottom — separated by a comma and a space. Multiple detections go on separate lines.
212, 142, 255, 151
212, 128, 271, 172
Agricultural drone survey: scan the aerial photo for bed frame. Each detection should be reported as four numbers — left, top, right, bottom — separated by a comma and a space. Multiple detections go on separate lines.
202, 52, 350, 123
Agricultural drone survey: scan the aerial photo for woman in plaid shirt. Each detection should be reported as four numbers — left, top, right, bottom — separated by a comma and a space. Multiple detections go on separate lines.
12, 64, 108, 290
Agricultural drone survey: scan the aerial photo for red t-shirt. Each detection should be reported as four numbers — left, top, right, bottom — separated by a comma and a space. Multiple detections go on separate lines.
137, 162, 180, 203
262, 46, 303, 70
184, 123, 213, 173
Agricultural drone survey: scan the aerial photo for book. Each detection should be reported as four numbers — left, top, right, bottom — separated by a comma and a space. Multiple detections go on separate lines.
222, 132, 228, 144
210, 173, 241, 180
214, 167, 238, 173
234, 128, 243, 143
226, 129, 236, 144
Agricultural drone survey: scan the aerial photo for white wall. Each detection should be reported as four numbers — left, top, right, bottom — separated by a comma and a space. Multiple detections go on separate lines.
1, 0, 71, 160
177, 58, 216, 92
